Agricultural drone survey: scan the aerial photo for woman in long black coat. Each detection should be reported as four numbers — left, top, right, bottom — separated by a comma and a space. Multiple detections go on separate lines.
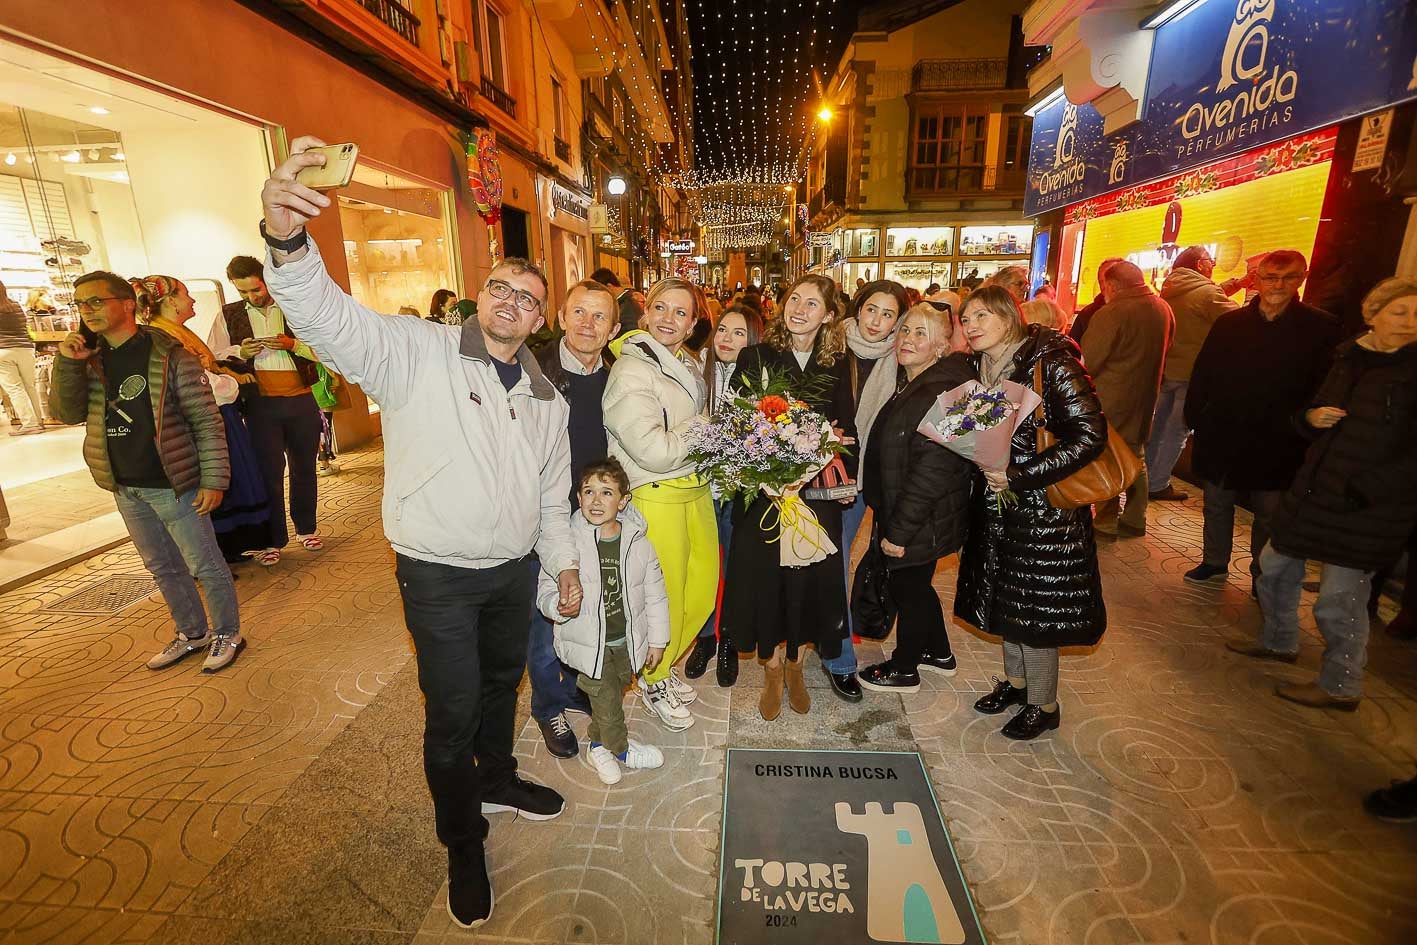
854, 305, 976, 694
724, 274, 857, 722
953, 286, 1108, 740
1247, 277, 1417, 712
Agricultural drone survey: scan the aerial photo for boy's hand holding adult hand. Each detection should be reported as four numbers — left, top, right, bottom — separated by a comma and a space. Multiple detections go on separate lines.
556, 569, 583, 617
644, 646, 666, 673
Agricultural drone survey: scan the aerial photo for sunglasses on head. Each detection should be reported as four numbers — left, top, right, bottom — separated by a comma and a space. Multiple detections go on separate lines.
924, 300, 953, 315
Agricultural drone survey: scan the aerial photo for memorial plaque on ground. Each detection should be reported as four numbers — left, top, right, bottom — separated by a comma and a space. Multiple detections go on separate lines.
716, 748, 986, 945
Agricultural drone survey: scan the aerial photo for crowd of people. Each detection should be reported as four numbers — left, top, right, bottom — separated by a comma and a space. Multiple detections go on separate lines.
24, 135, 1414, 930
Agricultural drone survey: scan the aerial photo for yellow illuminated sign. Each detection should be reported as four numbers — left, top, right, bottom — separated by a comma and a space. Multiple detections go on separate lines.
1074, 160, 1331, 305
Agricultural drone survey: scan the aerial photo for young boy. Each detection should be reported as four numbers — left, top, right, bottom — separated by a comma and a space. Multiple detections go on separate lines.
538, 458, 670, 784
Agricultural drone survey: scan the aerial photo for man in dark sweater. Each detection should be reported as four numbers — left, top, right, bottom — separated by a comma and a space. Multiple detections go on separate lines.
1182, 249, 1343, 591
528, 279, 619, 758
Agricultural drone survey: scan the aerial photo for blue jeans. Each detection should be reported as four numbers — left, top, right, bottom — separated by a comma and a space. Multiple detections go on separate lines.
823, 493, 866, 675
696, 498, 736, 640
1145, 378, 1190, 492
527, 558, 581, 722
1256, 545, 1373, 698
114, 486, 239, 639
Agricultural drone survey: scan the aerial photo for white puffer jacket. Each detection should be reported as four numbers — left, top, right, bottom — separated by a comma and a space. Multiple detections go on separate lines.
602, 330, 705, 490
538, 504, 670, 677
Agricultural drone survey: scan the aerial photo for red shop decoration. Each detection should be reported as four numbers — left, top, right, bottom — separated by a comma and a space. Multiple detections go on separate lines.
465, 129, 504, 259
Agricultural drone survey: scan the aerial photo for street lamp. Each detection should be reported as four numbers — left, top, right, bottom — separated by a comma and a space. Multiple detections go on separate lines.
607, 176, 627, 196
816, 106, 833, 122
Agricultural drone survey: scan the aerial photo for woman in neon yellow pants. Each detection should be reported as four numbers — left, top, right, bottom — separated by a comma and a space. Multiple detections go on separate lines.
603, 277, 717, 731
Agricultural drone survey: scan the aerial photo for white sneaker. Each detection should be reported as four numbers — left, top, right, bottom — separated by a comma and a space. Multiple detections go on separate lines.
588, 745, 622, 785
640, 681, 694, 731
666, 668, 697, 705
623, 740, 664, 770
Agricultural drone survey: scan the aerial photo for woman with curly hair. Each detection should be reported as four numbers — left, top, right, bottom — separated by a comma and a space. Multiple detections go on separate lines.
722, 274, 857, 720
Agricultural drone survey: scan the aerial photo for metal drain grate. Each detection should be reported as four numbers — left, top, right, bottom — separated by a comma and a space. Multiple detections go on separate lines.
42, 575, 160, 615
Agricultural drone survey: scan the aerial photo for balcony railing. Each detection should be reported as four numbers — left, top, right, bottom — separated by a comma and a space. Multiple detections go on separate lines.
554, 137, 572, 162
356, 0, 420, 45
481, 77, 517, 116
907, 164, 1028, 199
911, 58, 1008, 92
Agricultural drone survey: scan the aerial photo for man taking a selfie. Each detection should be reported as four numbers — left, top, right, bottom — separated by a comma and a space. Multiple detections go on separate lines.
221, 255, 324, 566
52, 272, 243, 673
257, 136, 581, 930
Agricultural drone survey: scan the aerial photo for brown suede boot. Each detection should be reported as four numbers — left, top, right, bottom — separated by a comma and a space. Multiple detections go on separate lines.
760, 660, 784, 721
785, 656, 811, 714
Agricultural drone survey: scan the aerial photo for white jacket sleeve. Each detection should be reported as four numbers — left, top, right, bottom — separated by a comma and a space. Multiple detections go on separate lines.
602, 361, 692, 473
263, 239, 423, 410
536, 563, 564, 622
532, 401, 579, 578
638, 544, 672, 649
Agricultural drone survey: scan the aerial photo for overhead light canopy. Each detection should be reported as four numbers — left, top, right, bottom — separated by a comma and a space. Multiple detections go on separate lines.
1140, 0, 1205, 29
1024, 85, 1066, 118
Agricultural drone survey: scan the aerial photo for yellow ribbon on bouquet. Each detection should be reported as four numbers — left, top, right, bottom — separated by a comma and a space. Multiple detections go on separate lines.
758, 484, 838, 567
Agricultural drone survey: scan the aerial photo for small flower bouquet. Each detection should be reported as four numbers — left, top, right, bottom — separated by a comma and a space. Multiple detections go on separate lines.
917, 380, 1041, 512
687, 367, 845, 566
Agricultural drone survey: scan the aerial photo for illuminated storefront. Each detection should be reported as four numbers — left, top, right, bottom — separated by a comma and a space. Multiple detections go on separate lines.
815, 220, 1035, 292
1023, 0, 1417, 307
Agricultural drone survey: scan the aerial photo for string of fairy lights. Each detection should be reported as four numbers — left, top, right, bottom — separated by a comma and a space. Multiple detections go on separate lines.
570, 0, 840, 252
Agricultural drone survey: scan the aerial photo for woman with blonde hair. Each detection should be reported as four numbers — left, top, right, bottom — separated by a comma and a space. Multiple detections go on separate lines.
603, 276, 718, 729
130, 276, 270, 562
953, 285, 1107, 740
1021, 297, 1071, 335
722, 273, 857, 720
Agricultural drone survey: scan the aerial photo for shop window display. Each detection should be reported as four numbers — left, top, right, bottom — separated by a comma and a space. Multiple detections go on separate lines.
883, 261, 952, 291
843, 228, 879, 257
958, 224, 1033, 256
338, 166, 455, 320
885, 225, 953, 257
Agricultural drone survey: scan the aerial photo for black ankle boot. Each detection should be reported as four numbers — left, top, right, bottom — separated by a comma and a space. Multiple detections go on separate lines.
716, 639, 739, 687
684, 635, 716, 679
974, 676, 1026, 715
1001, 704, 1061, 740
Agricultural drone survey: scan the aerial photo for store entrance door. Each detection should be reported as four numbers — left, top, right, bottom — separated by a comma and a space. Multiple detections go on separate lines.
502, 206, 530, 260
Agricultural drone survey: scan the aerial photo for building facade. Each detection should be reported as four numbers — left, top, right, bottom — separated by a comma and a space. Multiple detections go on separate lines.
796, 0, 1045, 293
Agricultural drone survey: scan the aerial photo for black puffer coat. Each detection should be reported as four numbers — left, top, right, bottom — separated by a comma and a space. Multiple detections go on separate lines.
862, 354, 975, 570
954, 325, 1108, 648
1269, 339, 1417, 571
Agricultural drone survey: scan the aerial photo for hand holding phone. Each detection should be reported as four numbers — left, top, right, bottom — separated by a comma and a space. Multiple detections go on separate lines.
58, 331, 95, 360
294, 143, 359, 191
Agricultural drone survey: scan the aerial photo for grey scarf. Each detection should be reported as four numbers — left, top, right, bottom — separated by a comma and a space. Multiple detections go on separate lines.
846, 318, 898, 493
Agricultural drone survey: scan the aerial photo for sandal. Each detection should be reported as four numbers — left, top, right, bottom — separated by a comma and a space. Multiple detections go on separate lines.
298, 534, 324, 552
244, 548, 281, 567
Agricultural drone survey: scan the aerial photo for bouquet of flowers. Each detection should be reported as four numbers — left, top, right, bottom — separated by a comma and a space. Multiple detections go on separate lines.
917, 380, 1041, 512
686, 367, 845, 566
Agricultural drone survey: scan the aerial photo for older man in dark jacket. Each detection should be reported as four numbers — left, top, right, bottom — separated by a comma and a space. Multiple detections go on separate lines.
54, 271, 241, 673
1081, 260, 1175, 536
1182, 250, 1342, 589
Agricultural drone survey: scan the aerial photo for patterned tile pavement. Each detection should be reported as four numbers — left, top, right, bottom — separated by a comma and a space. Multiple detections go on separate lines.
1, 447, 1415, 945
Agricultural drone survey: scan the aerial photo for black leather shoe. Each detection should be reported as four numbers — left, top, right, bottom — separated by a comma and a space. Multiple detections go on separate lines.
858, 661, 921, 693
447, 843, 494, 928
716, 639, 739, 687
1001, 704, 1061, 740
684, 635, 716, 679
536, 712, 577, 759
917, 651, 957, 676
825, 670, 863, 702
974, 676, 1027, 715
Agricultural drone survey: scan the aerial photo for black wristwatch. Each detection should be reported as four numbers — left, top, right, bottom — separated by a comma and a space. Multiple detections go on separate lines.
260, 219, 308, 253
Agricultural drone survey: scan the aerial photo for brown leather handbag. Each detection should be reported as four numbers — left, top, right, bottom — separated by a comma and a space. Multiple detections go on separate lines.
1032, 361, 1141, 510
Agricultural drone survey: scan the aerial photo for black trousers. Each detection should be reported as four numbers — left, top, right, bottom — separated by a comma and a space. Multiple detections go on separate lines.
396, 554, 535, 850
889, 561, 951, 671
245, 391, 320, 547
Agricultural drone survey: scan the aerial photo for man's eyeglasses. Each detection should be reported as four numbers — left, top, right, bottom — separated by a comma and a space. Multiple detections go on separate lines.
485, 278, 543, 313
74, 296, 123, 312
1258, 273, 1306, 286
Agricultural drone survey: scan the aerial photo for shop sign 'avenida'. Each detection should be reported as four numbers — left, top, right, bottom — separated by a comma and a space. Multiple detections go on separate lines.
1024, 0, 1417, 215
